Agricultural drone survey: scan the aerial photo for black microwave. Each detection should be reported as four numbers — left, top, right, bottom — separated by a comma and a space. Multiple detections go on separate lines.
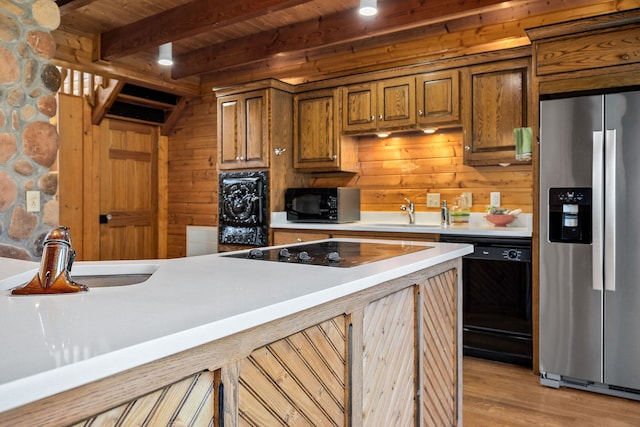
285, 188, 360, 223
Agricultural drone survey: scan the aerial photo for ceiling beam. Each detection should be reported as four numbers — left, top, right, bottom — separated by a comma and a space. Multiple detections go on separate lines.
56, 0, 98, 15
171, 0, 518, 79
100, 0, 312, 60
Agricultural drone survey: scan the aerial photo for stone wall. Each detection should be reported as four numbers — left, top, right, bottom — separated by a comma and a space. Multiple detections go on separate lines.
0, 0, 61, 260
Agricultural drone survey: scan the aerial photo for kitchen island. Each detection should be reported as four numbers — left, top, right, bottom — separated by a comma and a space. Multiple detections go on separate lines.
0, 238, 471, 426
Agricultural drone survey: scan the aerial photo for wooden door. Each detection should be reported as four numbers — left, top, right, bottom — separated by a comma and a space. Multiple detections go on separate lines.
377, 76, 416, 130
99, 119, 158, 260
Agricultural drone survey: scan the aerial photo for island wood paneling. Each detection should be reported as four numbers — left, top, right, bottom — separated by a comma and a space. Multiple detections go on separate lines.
311, 131, 533, 213
70, 371, 214, 426
237, 315, 347, 426
167, 94, 218, 258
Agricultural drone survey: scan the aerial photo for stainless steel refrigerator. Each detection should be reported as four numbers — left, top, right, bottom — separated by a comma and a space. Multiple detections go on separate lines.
539, 89, 640, 399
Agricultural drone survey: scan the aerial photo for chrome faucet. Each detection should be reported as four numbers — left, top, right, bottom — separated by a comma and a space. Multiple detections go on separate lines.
11, 226, 87, 295
400, 197, 415, 224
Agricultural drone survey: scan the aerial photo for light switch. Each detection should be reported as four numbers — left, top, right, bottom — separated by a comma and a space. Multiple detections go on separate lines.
426, 193, 440, 207
26, 191, 40, 212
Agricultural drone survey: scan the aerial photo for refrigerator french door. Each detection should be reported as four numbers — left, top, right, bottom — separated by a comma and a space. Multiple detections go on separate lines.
539, 89, 640, 399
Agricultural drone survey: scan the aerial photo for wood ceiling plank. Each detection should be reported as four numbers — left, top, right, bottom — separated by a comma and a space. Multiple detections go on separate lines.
171, 0, 520, 78
56, 0, 98, 15
100, 0, 313, 60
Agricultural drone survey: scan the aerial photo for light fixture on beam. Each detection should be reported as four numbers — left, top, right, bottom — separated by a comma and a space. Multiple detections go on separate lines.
158, 42, 173, 66
359, 0, 377, 16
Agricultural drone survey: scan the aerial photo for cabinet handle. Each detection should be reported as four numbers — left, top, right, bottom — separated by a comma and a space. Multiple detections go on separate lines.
418, 109, 423, 116
465, 145, 471, 151
369, 115, 375, 122
274, 148, 286, 156
297, 238, 302, 242
621, 53, 630, 61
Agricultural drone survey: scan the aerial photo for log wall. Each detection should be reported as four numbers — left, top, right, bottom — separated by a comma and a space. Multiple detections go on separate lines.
166, 111, 532, 256
167, 93, 218, 258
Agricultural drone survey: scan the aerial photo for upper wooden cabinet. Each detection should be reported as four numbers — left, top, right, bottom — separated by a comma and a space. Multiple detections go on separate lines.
342, 77, 416, 134
218, 90, 268, 170
217, 83, 294, 170
293, 88, 358, 172
463, 58, 530, 166
416, 70, 460, 126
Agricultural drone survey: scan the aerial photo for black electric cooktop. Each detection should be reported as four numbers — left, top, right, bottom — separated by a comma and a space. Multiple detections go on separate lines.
222, 240, 432, 268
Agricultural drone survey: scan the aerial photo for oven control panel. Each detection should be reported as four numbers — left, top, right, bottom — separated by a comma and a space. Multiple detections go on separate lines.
472, 245, 532, 262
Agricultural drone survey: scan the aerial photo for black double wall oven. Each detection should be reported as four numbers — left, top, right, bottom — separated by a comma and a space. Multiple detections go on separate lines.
441, 235, 533, 367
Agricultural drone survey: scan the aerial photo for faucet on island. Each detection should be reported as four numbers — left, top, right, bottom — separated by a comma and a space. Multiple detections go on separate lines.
400, 197, 415, 224
11, 226, 88, 295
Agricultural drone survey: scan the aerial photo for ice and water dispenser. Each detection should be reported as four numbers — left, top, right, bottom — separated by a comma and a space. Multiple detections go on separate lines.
548, 188, 592, 244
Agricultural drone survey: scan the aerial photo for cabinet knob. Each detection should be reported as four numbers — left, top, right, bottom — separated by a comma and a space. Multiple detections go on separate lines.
621, 53, 630, 61
418, 109, 423, 116
297, 238, 302, 243
370, 115, 375, 122
465, 145, 471, 151
332, 154, 337, 160
274, 148, 286, 156
378, 114, 383, 120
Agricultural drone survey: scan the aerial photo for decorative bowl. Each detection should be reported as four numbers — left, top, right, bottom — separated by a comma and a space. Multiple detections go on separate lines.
485, 214, 516, 227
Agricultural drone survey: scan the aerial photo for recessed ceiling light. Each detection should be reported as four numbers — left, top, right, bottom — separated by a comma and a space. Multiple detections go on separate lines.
359, 0, 377, 16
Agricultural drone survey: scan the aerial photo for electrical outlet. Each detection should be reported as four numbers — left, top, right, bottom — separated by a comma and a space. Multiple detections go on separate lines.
426, 193, 440, 207
26, 191, 40, 212
461, 192, 473, 207
490, 192, 501, 207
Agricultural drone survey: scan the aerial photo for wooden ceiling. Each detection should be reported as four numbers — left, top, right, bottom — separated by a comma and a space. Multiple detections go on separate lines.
53, 0, 637, 95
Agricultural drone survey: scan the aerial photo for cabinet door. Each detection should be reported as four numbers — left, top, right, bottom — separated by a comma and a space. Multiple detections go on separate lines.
343, 83, 377, 133
295, 89, 358, 172
417, 70, 460, 126
218, 96, 241, 167
243, 92, 268, 167
463, 58, 530, 166
377, 76, 415, 130
294, 89, 339, 169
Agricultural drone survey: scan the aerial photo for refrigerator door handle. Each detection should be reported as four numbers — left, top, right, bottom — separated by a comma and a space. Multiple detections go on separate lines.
604, 129, 617, 292
592, 131, 604, 291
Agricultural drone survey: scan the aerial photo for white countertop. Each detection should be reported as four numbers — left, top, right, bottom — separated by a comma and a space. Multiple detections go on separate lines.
0, 238, 471, 413
271, 211, 533, 238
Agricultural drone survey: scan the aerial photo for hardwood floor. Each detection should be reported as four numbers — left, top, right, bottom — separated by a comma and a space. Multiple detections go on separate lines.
463, 357, 640, 426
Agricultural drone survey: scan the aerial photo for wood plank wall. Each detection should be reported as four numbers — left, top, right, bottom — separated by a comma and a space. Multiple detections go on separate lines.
311, 130, 533, 213
166, 100, 532, 257
167, 93, 218, 258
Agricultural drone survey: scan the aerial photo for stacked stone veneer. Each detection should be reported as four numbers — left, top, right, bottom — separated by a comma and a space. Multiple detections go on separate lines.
0, 0, 62, 260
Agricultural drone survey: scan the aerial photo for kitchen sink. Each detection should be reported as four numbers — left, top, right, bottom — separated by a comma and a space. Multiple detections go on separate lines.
0, 263, 160, 291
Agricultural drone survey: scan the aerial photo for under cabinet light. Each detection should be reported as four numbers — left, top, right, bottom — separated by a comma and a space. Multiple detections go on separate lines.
377, 132, 389, 138
423, 127, 438, 134
359, 0, 377, 16
158, 43, 173, 66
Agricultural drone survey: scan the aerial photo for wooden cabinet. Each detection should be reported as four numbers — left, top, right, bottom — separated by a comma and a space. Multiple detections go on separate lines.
416, 70, 460, 127
217, 82, 296, 171
218, 90, 268, 169
272, 230, 331, 245
293, 88, 358, 172
534, 26, 640, 77
342, 76, 416, 134
526, 10, 640, 96
463, 58, 530, 166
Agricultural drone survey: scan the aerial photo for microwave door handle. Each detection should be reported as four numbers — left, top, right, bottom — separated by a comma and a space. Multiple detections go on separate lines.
604, 129, 617, 292
592, 130, 604, 292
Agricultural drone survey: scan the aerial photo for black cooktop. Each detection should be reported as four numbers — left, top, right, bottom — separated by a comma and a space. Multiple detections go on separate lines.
221, 240, 431, 268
